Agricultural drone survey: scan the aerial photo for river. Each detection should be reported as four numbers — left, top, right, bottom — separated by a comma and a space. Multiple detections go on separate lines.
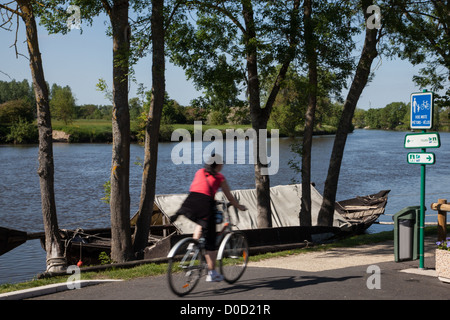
1, 129, 449, 285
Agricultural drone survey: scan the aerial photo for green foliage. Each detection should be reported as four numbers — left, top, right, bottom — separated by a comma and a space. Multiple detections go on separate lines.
0, 99, 35, 124
206, 110, 227, 125
265, 67, 345, 136
50, 84, 76, 124
52, 119, 113, 143
364, 102, 408, 130
101, 180, 111, 205
98, 251, 112, 265
162, 97, 186, 124
128, 97, 143, 121
384, 0, 449, 109
6, 118, 38, 144
0, 98, 37, 144
0, 79, 35, 105
353, 100, 450, 131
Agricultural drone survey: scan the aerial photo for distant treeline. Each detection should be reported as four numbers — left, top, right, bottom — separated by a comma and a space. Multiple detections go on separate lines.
353, 102, 450, 131
2, 79, 449, 144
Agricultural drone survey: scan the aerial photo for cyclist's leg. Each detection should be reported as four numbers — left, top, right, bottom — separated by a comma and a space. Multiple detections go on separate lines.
205, 250, 217, 270
203, 213, 217, 270
193, 224, 202, 240
203, 216, 224, 281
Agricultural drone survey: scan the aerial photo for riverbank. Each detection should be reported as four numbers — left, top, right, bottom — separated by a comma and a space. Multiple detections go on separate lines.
52, 120, 338, 143
1, 119, 339, 144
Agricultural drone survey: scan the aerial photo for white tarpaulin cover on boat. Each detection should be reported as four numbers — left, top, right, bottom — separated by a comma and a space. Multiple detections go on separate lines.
153, 184, 351, 234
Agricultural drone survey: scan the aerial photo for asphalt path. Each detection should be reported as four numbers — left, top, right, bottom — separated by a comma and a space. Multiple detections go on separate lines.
27, 261, 448, 301
27, 238, 449, 302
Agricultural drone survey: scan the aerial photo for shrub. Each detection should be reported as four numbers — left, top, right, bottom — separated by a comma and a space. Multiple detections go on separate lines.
6, 118, 38, 144
0, 99, 34, 124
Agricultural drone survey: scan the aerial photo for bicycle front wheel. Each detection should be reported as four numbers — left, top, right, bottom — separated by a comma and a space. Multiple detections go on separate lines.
167, 238, 203, 296
218, 232, 249, 284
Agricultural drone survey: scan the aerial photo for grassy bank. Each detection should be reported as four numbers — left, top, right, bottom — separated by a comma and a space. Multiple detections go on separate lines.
50, 119, 337, 143
52, 119, 114, 143
1, 226, 444, 295
51, 120, 255, 143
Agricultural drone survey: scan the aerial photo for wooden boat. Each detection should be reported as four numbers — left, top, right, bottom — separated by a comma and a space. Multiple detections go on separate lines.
0, 227, 43, 256
335, 190, 390, 234
47, 188, 391, 264
0, 187, 390, 264
56, 224, 177, 265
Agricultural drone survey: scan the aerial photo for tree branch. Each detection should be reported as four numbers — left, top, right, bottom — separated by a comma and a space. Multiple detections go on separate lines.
185, 0, 246, 35
0, 3, 22, 17
100, 0, 112, 17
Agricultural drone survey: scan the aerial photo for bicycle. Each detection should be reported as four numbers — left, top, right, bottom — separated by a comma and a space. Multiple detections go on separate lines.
167, 201, 249, 296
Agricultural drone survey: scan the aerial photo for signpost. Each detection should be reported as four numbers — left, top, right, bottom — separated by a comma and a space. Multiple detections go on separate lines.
404, 90, 438, 270
404, 132, 440, 149
410, 91, 433, 129
407, 152, 435, 165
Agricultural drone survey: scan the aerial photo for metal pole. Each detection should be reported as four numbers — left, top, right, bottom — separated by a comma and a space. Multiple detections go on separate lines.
419, 137, 426, 269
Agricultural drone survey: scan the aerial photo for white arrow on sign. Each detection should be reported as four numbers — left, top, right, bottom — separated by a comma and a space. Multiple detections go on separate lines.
404, 132, 440, 149
407, 152, 435, 165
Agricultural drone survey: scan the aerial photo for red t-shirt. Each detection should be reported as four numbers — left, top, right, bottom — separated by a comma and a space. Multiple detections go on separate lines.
189, 168, 225, 197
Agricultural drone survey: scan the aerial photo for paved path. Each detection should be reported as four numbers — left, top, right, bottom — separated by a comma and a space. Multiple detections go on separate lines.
1, 237, 448, 304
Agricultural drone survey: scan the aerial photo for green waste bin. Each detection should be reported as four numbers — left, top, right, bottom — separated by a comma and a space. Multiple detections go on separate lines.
393, 206, 420, 262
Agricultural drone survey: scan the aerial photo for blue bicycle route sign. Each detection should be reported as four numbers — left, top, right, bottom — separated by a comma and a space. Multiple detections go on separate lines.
410, 91, 433, 129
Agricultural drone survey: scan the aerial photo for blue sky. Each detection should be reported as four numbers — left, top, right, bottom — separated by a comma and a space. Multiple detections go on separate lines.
0, 13, 426, 110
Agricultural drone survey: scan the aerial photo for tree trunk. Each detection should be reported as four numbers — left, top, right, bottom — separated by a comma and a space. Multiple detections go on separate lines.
242, 0, 300, 228
16, 0, 66, 272
318, 2, 379, 226
242, 0, 272, 228
109, 0, 132, 262
133, 0, 165, 255
300, 0, 317, 227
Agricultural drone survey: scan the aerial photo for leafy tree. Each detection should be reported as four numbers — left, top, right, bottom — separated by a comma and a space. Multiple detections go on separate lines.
161, 94, 186, 124
167, 0, 302, 227
365, 108, 382, 129
77, 104, 103, 119
129, 97, 143, 120
0, 99, 35, 124
265, 67, 306, 137
50, 84, 76, 124
380, 102, 407, 129
353, 108, 367, 128
6, 117, 38, 144
0, 79, 35, 105
388, 0, 449, 109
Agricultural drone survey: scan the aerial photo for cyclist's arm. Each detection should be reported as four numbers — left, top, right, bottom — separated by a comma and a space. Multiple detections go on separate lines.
220, 180, 247, 211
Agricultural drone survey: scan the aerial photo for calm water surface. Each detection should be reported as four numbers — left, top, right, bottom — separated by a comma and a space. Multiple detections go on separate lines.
1, 129, 449, 284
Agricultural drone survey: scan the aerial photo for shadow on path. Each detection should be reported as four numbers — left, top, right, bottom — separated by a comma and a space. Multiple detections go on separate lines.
188, 273, 362, 298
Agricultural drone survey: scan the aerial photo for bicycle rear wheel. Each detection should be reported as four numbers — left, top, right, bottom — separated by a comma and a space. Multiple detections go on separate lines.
167, 238, 203, 296
218, 231, 249, 284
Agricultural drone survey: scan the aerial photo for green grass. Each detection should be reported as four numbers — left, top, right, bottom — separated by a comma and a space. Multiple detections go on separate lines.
51, 120, 334, 143
51, 120, 256, 143
52, 119, 114, 143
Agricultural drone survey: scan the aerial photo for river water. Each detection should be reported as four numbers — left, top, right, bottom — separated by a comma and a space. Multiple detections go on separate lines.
1, 129, 449, 285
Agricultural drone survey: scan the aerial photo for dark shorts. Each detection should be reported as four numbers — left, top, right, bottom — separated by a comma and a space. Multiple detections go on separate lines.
176, 192, 216, 250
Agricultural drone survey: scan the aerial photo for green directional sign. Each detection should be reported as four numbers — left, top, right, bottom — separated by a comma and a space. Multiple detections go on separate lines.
404, 132, 440, 149
407, 152, 435, 165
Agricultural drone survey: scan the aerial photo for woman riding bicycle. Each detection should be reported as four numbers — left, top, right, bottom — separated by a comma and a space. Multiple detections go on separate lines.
171, 154, 247, 282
